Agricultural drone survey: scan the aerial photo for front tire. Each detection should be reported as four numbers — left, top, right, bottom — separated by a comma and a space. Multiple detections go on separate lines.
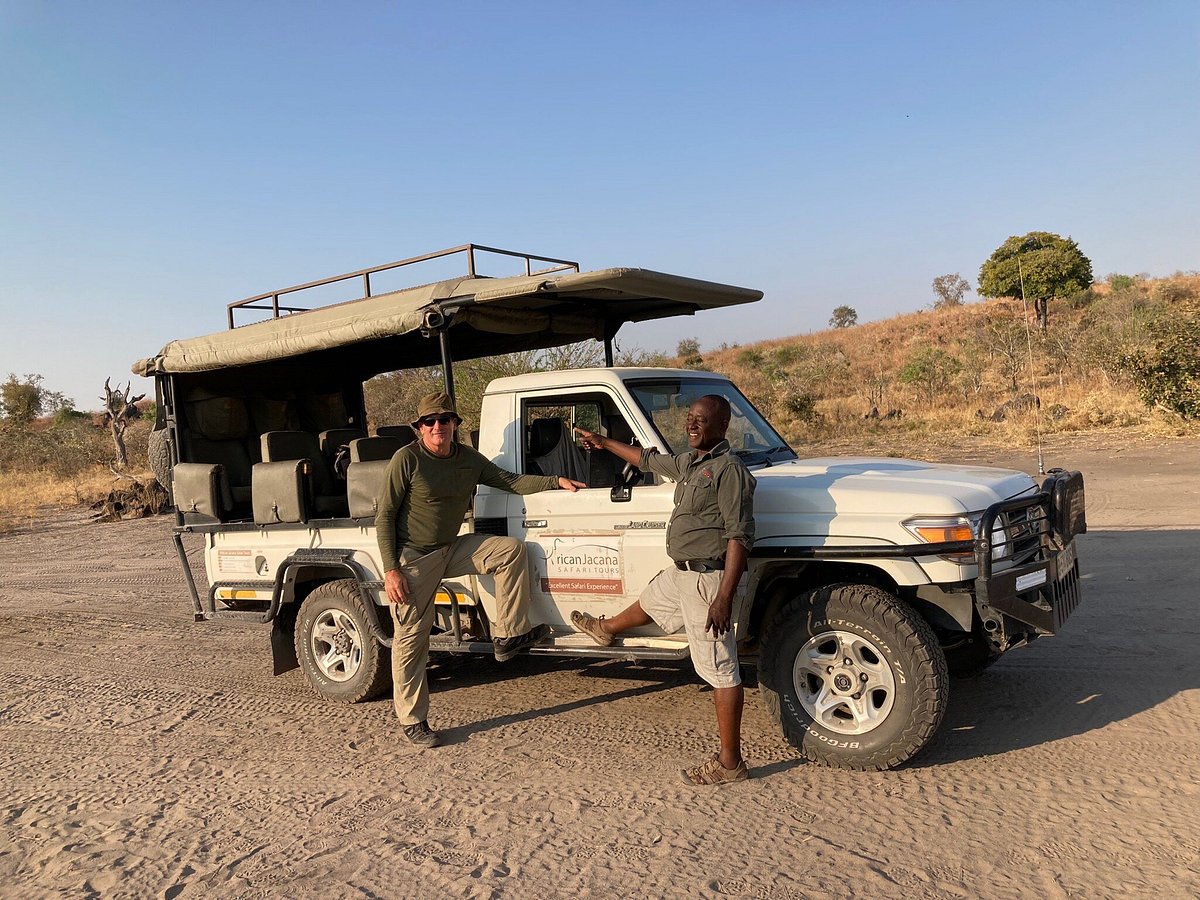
295, 579, 391, 703
759, 583, 948, 770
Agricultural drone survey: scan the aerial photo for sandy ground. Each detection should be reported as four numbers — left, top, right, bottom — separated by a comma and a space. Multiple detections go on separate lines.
1, 437, 1198, 899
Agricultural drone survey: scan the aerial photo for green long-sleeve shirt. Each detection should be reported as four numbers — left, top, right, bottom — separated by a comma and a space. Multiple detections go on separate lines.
375, 440, 559, 570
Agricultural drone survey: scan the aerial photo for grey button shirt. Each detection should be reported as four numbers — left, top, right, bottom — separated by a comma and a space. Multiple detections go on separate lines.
640, 440, 756, 562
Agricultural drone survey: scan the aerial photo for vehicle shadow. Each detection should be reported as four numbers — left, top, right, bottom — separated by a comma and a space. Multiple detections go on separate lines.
434, 530, 1197, 766
913, 529, 1200, 766
428, 657, 689, 744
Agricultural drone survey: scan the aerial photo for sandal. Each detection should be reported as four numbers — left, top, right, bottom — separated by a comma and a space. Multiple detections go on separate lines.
680, 753, 749, 786
570, 610, 615, 647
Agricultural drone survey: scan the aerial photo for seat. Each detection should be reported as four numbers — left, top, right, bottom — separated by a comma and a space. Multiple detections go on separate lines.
347, 460, 392, 518
260, 430, 348, 518
185, 435, 254, 506
178, 391, 254, 519
526, 418, 588, 482
375, 424, 417, 443
319, 427, 367, 460
349, 436, 408, 463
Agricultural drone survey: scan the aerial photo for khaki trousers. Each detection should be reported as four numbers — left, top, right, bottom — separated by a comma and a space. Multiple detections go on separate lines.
390, 534, 534, 725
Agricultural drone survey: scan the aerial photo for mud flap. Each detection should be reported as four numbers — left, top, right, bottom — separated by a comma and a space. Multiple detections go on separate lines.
271, 605, 299, 675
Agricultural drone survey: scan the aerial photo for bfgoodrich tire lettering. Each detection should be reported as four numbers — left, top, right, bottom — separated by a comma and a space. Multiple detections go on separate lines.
295, 579, 391, 703
760, 582, 948, 770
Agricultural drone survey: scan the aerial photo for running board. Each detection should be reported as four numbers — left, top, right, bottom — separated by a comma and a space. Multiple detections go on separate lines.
427, 634, 690, 662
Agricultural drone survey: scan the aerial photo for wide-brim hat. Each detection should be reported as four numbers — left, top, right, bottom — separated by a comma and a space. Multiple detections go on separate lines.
410, 391, 462, 427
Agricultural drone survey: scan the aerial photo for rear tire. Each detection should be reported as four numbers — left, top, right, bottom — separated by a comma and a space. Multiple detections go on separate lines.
295, 579, 391, 703
759, 582, 948, 770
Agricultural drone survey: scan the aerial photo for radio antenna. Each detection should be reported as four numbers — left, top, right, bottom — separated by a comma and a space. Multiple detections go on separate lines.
1017, 258, 1045, 476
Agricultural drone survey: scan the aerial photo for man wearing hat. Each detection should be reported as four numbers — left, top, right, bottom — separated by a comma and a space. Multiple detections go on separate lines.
376, 391, 586, 749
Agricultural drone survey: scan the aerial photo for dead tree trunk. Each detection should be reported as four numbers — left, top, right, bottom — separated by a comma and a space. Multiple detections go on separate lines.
102, 378, 145, 469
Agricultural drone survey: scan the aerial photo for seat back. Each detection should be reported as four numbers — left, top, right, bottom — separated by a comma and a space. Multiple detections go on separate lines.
349, 436, 407, 463
375, 424, 417, 444
261, 430, 335, 495
319, 427, 367, 460
347, 460, 392, 518
186, 435, 253, 490
527, 418, 588, 482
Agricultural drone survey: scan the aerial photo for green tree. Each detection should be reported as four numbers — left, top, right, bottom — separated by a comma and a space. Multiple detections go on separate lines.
829, 305, 857, 328
931, 273, 970, 309
0, 373, 70, 425
978, 232, 1093, 329
1119, 304, 1200, 418
898, 348, 962, 404
676, 337, 705, 369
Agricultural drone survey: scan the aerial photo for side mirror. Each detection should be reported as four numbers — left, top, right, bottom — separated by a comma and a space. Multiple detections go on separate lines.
610, 462, 640, 503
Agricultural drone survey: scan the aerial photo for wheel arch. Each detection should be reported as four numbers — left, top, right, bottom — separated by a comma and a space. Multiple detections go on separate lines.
270, 557, 390, 676
746, 560, 901, 645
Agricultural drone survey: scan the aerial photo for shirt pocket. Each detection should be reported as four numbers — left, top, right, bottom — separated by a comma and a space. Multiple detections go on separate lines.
680, 476, 716, 513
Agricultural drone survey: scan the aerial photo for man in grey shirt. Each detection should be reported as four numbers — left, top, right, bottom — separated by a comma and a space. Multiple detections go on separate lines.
572, 394, 756, 785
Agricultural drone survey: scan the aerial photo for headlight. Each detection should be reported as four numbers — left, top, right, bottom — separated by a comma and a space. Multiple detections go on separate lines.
902, 515, 975, 563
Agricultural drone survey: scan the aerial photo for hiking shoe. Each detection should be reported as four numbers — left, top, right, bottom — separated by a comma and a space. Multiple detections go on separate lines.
680, 753, 749, 786
570, 609, 615, 647
402, 721, 442, 749
493, 623, 552, 662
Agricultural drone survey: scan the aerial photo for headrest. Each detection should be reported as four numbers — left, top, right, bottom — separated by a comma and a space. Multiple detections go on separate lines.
349, 436, 407, 463
528, 418, 564, 457
375, 425, 417, 444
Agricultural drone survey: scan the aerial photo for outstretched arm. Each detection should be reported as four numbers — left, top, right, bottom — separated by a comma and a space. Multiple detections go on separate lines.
573, 426, 643, 468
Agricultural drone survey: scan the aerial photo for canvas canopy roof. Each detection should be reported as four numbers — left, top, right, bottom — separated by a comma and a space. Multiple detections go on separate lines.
132, 267, 761, 383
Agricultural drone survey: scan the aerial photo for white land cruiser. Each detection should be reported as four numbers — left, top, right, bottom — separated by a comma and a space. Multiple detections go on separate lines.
135, 244, 1086, 770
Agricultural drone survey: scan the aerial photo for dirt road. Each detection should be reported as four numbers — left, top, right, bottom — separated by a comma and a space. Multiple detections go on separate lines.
1, 438, 1198, 898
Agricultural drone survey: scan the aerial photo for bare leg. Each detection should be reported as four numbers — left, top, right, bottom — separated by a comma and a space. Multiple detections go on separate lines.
600, 601, 653, 635
714, 685, 744, 769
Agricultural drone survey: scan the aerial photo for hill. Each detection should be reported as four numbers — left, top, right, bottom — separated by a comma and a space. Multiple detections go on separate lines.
692, 273, 1200, 456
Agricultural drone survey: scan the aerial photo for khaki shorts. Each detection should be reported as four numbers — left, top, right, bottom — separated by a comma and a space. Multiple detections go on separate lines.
639, 566, 741, 689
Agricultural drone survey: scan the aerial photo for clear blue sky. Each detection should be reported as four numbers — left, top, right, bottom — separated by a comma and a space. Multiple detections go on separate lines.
2, 1, 1197, 410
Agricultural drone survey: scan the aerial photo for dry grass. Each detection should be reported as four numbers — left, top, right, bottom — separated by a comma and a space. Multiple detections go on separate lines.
699, 273, 1200, 452
0, 465, 154, 534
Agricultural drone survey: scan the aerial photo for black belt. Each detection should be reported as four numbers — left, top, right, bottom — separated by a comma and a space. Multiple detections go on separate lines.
675, 559, 725, 573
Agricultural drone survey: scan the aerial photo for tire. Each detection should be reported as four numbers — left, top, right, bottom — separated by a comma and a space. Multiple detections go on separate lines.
943, 631, 1002, 679
295, 579, 392, 703
148, 427, 171, 489
759, 582, 949, 770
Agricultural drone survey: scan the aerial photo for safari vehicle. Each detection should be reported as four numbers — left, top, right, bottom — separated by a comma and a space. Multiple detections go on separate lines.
134, 243, 1087, 771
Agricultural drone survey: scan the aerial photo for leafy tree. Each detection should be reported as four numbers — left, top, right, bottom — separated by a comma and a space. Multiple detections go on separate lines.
1119, 304, 1200, 418
898, 348, 962, 404
676, 338, 705, 370
931, 273, 970, 309
1106, 273, 1144, 292
829, 305, 858, 328
0, 373, 71, 425
978, 232, 1093, 329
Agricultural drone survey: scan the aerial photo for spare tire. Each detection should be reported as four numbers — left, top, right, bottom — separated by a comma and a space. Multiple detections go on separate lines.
148, 427, 171, 490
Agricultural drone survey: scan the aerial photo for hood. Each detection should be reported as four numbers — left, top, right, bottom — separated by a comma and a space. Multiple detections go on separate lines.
752, 457, 1036, 534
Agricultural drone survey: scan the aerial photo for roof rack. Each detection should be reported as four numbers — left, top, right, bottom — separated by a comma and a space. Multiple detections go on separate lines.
225, 243, 580, 329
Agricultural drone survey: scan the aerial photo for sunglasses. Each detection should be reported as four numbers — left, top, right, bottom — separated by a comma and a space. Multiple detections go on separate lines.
418, 414, 456, 427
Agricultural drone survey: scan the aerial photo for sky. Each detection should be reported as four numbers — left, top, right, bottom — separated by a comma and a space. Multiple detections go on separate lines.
1, 1, 1197, 411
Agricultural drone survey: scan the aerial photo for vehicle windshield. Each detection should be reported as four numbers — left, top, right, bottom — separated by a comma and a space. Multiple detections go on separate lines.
626, 377, 796, 465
